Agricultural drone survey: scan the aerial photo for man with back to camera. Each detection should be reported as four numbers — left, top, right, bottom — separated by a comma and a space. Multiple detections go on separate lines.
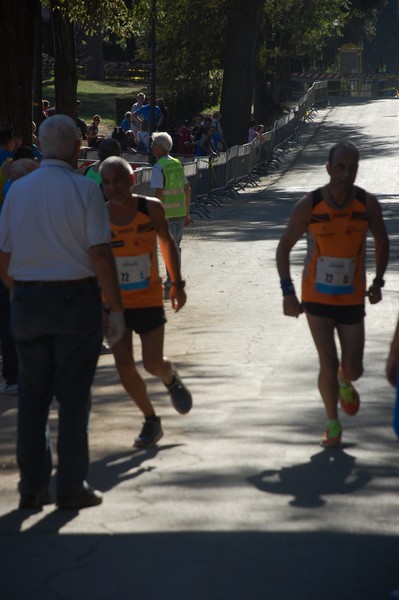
276, 141, 389, 447
0, 114, 125, 510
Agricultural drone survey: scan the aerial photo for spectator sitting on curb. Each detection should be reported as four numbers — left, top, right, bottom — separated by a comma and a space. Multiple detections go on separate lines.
87, 115, 104, 148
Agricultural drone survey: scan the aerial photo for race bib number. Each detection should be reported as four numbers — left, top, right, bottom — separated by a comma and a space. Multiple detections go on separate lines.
115, 254, 151, 290
315, 256, 355, 295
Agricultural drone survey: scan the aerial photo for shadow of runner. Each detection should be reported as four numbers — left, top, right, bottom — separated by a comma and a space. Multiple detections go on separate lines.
88, 443, 184, 493
248, 448, 372, 507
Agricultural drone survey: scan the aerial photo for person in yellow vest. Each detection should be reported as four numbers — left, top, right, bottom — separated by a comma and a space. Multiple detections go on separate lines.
150, 132, 191, 299
276, 141, 389, 448
99, 156, 193, 448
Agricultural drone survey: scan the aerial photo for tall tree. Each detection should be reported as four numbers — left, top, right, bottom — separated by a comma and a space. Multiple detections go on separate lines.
0, 0, 39, 143
155, 0, 226, 119
86, 30, 106, 81
51, 1, 78, 118
220, 0, 264, 147
45, 0, 136, 116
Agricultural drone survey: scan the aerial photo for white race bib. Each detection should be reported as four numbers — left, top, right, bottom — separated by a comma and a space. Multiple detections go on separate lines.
116, 254, 151, 291
315, 256, 355, 295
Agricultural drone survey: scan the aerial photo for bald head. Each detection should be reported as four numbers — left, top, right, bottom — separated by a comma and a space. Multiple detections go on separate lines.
328, 141, 359, 165
100, 157, 134, 204
99, 156, 133, 181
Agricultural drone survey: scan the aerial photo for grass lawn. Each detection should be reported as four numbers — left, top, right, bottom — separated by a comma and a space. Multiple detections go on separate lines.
42, 79, 148, 134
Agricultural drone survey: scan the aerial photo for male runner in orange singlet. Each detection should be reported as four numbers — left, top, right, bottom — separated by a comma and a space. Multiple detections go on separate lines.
276, 141, 389, 447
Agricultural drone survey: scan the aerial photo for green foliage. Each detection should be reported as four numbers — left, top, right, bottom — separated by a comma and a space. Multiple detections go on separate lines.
43, 0, 143, 36
257, 0, 387, 71
43, 78, 141, 127
151, 0, 228, 119
262, 0, 350, 59
41, 0, 389, 122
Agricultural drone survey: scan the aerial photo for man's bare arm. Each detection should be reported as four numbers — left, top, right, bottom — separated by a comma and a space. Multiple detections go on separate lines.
366, 193, 390, 304
276, 194, 311, 318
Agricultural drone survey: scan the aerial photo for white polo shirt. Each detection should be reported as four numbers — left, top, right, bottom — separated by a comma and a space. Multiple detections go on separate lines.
0, 159, 111, 280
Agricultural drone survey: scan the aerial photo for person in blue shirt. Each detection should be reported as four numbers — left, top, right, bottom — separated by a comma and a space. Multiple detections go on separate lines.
120, 111, 133, 133
132, 99, 163, 131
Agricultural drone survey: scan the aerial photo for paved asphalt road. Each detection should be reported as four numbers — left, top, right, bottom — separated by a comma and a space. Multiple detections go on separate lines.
1, 99, 399, 600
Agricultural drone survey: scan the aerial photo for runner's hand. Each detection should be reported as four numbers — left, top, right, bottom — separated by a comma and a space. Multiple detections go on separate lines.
367, 283, 382, 304
106, 310, 126, 347
170, 288, 186, 312
283, 295, 303, 318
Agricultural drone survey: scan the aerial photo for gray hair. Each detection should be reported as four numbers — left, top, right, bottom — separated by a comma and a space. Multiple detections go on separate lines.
39, 114, 79, 160
152, 132, 173, 152
99, 156, 133, 180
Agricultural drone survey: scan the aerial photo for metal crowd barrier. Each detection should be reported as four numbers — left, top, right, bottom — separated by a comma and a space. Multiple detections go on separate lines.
78, 81, 328, 216
131, 81, 327, 212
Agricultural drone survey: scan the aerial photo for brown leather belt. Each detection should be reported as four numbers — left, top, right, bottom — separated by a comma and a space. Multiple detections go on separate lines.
14, 277, 96, 287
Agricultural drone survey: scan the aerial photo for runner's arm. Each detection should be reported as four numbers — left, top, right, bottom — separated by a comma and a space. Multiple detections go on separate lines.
366, 193, 389, 304
276, 195, 311, 317
387, 320, 399, 386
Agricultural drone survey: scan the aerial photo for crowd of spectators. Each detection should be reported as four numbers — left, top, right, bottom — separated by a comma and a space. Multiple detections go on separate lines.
38, 93, 269, 159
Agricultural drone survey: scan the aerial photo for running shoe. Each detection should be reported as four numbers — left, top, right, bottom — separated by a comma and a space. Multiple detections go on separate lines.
339, 381, 360, 416
100, 341, 112, 355
320, 424, 342, 448
134, 417, 164, 448
164, 371, 192, 414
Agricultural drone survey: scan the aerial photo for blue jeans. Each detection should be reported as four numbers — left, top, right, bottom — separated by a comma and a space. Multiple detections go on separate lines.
11, 279, 102, 496
165, 218, 184, 287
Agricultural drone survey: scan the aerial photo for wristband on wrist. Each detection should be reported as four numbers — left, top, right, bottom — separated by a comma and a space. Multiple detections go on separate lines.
280, 277, 296, 297
171, 280, 186, 289
373, 277, 385, 288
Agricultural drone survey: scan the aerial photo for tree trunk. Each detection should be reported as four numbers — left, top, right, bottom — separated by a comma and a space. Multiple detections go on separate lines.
253, 64, 270, 126
86, 32, 106, 80
0, 0, 38, 144
220, 0, 264, 147
51, 1, 78, 118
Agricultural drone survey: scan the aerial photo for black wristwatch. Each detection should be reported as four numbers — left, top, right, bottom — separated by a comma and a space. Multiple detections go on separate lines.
373, 277, 385, 288
171, 280, 186, 289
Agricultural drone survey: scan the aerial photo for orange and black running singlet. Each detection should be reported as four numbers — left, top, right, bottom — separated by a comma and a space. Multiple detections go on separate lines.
109, 196, 163, 308
302, 186, 369, 306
